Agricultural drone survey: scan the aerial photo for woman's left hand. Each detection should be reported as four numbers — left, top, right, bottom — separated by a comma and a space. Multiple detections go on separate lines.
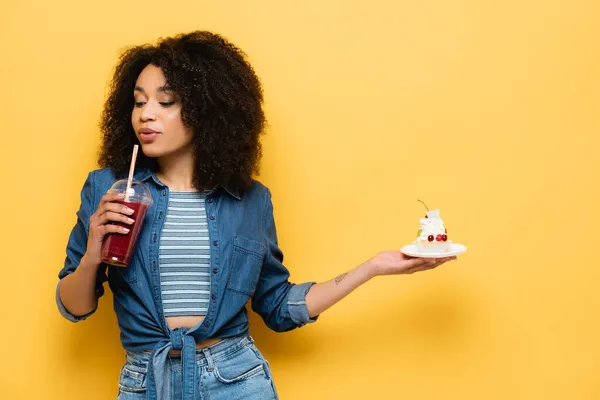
366, 250, 456, 277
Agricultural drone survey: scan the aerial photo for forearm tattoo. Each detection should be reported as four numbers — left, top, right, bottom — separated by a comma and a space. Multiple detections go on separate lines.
334, 273, 348, 285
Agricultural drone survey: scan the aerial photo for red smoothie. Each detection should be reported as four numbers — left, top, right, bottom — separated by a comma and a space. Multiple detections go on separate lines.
101, 201, 149, 267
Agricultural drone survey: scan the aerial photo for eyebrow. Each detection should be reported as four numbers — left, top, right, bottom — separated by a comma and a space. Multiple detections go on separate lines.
134, 85, 174, 93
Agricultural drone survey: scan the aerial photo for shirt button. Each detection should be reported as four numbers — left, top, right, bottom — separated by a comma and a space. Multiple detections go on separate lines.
212, 241, 218, 246
162, 190, 166, 196
212, 268, 218, 274
207, 198, 213, 203
154, 294, 159, 300
203, 321, 209, 327
209, 215, 215, 220
211, 294, 216, 300
158, 211, 163, 219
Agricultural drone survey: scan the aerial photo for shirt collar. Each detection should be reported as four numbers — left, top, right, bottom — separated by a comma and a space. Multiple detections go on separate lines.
133, 168, 241, 200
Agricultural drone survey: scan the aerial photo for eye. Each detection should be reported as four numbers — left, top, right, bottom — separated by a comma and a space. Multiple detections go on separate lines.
159, 101, 175, 107
134, 101, 146, 107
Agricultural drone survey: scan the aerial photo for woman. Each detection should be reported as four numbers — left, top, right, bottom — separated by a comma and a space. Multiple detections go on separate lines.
56, 31, 456, 400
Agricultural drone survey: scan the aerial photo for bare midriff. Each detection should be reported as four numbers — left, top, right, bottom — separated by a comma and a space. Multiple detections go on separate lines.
149, 315, 224, 354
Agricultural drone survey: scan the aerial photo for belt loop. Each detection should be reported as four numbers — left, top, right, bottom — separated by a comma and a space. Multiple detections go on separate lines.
202, 348, 215, 372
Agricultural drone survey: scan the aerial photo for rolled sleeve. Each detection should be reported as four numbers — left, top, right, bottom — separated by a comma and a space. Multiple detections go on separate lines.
287, 281, 319, 326
251, 188, 321, 332
56, 171, 106, 322
56, 280, 97, 322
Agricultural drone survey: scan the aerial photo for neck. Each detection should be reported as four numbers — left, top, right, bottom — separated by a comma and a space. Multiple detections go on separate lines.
156, 148, 198, 192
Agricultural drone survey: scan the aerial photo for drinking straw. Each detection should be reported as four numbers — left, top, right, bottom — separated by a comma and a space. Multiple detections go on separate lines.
125, 145, 139, 202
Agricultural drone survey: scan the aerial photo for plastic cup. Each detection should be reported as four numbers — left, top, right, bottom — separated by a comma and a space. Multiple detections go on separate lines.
101, 179, 152, 267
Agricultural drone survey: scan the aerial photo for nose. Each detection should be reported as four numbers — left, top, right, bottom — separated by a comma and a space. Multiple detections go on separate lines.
139, 101, 158, 122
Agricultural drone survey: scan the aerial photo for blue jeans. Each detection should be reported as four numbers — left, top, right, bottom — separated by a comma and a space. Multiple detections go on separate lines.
117, 335, 279, 400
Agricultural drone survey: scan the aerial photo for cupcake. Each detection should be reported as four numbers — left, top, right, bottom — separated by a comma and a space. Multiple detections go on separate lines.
414, 205, 452, 254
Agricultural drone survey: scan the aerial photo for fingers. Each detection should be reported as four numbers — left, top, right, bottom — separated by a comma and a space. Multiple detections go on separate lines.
96, 211, 135, 227
403, 257, 435, 269
423, 256, 456, 264
89, 207, 135, 237
101, 223, 131, 235
100, 192, 126, 205
405, 256, 457, 274
91, 193, 135, 227
96, 198, 135, 219
99, 202, 136, 218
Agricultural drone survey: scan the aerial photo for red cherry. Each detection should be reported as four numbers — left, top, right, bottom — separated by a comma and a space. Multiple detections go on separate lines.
425, 215, 428, 218
427, 235, 434, 242
442, 234, 448, 241
436, 234, 443, 242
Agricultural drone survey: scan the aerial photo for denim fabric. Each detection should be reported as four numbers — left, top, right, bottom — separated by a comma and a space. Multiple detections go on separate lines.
116, 335, 278, 400
56, 167, 317, 400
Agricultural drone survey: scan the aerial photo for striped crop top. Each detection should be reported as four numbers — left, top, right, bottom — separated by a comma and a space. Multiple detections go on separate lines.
159, 191, 212, 317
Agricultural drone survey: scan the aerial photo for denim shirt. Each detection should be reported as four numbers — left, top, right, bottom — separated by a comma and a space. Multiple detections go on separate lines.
56, 167, 318, 400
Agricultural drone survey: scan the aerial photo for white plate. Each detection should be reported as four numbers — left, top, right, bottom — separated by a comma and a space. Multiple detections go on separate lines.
400, 243, 467, 259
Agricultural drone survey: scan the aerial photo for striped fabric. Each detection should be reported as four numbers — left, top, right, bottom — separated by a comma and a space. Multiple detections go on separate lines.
159, 191, 212, 317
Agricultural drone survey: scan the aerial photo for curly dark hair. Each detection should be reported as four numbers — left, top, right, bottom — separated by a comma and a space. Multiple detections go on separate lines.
98, 31, 265, 193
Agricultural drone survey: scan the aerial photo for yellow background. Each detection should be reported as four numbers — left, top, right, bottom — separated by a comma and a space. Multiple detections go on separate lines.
1, 0, 599, 399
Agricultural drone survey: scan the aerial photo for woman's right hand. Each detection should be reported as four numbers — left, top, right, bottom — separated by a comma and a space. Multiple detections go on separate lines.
84, 192, 136, 266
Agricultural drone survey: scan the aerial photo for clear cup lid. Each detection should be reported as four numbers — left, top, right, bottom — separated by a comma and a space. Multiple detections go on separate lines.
107, 179, 153, 205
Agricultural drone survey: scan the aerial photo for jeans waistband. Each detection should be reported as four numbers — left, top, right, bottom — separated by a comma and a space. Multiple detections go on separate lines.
126, 334, 253, 368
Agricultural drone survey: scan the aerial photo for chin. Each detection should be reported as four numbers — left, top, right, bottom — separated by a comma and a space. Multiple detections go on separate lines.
138, 143, 165, 158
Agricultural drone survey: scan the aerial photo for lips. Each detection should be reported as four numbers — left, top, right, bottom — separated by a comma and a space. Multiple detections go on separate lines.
138, 128, 160, 143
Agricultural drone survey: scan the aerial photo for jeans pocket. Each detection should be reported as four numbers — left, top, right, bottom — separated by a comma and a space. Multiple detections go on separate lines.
118, 365, 147, 394
211, 345, 266, 384
246, 343, 275, 380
